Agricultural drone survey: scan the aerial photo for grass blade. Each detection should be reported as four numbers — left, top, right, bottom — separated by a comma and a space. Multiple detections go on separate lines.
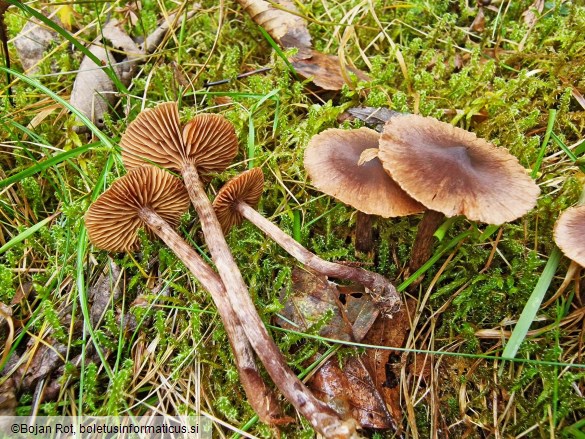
0, 67, 115, 149
0, 212, 59, 254
6, 0, 128, 94
501, 246, 561, 361
0, 143, 96, 189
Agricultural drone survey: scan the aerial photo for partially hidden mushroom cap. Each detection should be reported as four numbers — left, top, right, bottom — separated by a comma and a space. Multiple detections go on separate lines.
213, 168, 264, 233
304, 127, 424, 218
379, 114, 540, 224
121, 102, 239, 178
85, 166, 190, 252
554, 206, 585, 267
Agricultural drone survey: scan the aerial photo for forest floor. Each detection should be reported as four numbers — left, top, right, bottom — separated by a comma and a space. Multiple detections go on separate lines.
0, 0, 584, 438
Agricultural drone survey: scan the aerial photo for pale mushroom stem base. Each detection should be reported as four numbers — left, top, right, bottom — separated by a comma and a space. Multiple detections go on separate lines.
181, 163, 356, 438
408, 210, 446, 279
237, 201, 401, 312
136, 206, 285, 425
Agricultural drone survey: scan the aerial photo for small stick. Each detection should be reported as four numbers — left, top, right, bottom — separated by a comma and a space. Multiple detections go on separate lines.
203, 67, 272, 87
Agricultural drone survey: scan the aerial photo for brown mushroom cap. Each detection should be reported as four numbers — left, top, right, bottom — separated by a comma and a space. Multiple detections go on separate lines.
379, 114, 540, 224
213, 168, 264, 233
304, 127, 424, 217
554, 206, 585, 267
121, 102, 239, 177
85, 166, 190, 252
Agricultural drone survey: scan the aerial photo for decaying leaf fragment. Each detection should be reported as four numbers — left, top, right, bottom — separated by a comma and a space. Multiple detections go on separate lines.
309, 356, 396, 430
276, 267, 379, 342
360, 300, 413, 426
237, 1, 369, 90
291, 50, 371, 91
237, 0, 311, 56
13, 14, 60, 73
276, 268, 397, 429
70, 11, 194, 131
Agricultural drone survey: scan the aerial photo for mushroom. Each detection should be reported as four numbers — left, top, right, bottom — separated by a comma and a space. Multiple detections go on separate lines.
85, 166, 286, 424
304, 127, 424, 254
554, 205, 585, 267
213, 168, 400, 310
120, 103, 355, 437
378, 114, 540, 274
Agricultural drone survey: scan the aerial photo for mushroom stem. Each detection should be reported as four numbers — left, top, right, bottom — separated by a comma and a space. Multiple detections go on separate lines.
181, 163, 355, 438
355, 212, 374, 253
408, 210, 446, 278
236, 201, 400, 311
136, 206, 285, 425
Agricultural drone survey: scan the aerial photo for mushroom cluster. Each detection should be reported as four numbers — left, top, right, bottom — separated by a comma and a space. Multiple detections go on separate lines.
305, 114, 540, 277
86, 102, 369, 438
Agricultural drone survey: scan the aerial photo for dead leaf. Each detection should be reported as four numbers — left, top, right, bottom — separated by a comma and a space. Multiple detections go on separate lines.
14, 339, 67, 392
89, 260, 122, 327
360, 299, 414, 426
0, 377, 16, 416
522, 0, 544, 28
345, 107, 403, 132
470, 7, 485, 33
309, 356, 395, 429
71, 11, 195, 131
291, 50, 370, 90
13, 14, 60, 73
277, 268, 359, 341
237, 0, 311, 56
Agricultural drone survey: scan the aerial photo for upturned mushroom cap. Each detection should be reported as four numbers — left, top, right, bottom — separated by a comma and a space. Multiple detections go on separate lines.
554, 206, 585, 267
213, 168, 264, 233
379, 114, 540, 224
304, 127, 424, 217
85, 166, 190, 252
121, 102, 239, 178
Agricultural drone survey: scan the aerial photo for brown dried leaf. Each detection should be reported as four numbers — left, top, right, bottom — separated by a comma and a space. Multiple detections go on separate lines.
14, 339, 67, 392
522, 0, 544, 28
470, 7, 485, 33
0, 377, 16, 416
291, 50, 370, 90
361, 299, 414, 426
309, 356, 395, 429
89, 260, 122, 327
237, 0, 311, 54
71, 12, 194, 131
345, 107, 403, 132
13, 14, 60, 73
276, 268, 379, 342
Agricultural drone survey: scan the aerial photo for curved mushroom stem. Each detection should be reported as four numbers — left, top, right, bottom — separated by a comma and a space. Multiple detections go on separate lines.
236, 201, 400, 312
407, 210, 446, 281
181, 163, 356, 438
137, 207, 286, 425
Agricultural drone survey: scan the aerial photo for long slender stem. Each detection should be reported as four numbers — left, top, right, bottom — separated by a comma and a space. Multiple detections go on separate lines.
408, 210, 446, 279
181, 163, 355, 438
237, 202, 400, 312
138, 207, 285, 425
